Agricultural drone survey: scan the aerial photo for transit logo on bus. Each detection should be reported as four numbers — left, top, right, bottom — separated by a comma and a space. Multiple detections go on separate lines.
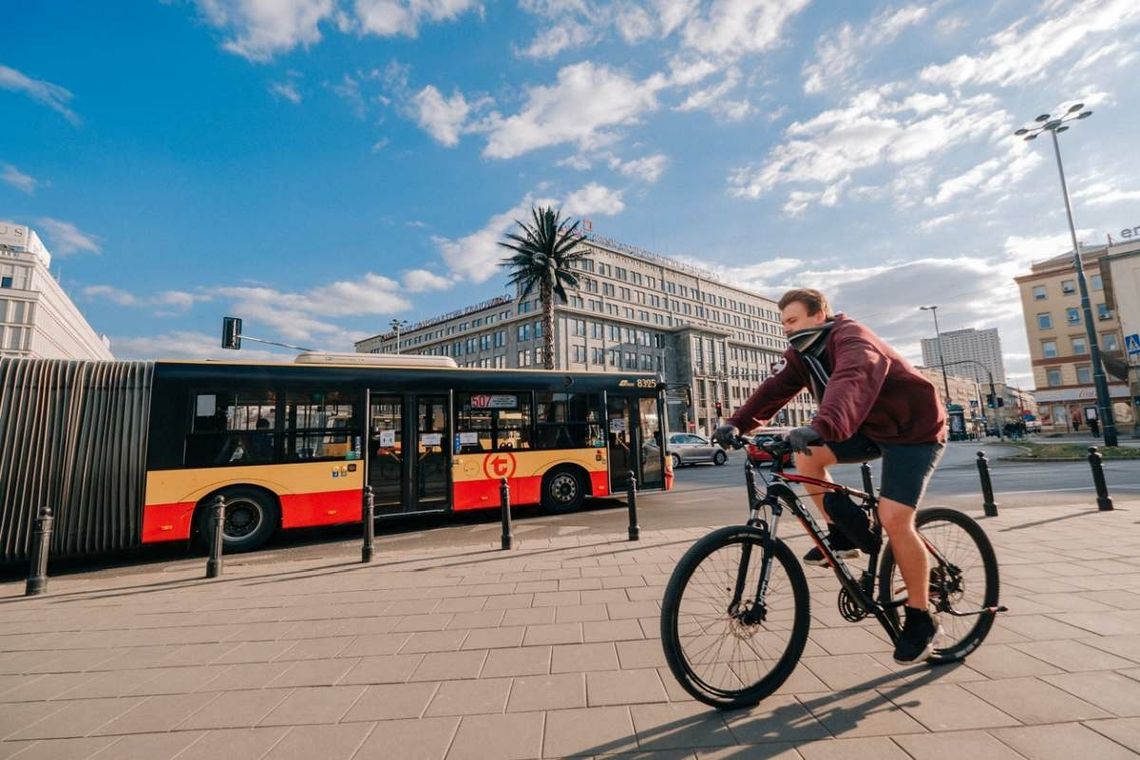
483, 452, 517, 479
470, 394, 518, 409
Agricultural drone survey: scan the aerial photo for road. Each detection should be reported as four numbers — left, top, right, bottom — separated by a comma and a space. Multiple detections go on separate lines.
22, 440, 1137, 581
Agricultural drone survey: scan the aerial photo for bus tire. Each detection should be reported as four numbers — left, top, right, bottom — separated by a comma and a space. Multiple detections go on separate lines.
540, 466, 587, 514
197, 486, 279, 553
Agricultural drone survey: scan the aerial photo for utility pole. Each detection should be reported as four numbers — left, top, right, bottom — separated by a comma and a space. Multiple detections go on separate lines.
920, 306, 953, 406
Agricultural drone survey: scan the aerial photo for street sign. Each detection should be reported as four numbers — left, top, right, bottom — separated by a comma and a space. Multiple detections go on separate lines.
1126, 333, 1140, 357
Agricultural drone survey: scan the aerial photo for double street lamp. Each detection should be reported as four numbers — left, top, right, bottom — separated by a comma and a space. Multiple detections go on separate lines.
389, 318, 409, 355
1015, 104, 1118, 446
919, 305, 953, 406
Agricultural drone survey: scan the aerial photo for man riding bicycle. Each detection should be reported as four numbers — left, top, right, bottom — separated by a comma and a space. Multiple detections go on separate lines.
714, 289, 947, 664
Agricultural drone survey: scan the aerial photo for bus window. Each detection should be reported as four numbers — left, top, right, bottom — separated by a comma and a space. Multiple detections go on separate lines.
285, 390, 359, 461
455, 392, 532, 452
185, 391, 278, 467
535, 391, 603, 449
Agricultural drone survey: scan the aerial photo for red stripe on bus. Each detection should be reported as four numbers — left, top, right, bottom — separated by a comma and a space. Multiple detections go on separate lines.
590, 470, 609, 497
142, 502, 197, 543
453, 475, 543, 511
279, 489, 362, 529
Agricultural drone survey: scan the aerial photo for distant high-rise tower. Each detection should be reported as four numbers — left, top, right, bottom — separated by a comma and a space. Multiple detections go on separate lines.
921, 327, 1005, 385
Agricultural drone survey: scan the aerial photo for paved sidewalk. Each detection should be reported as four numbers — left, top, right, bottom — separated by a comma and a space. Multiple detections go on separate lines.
2, 501, 1139, 759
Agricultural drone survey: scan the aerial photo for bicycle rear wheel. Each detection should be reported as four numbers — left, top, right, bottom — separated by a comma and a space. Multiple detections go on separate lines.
878, 507, 999, 663
660, 526, 811, 709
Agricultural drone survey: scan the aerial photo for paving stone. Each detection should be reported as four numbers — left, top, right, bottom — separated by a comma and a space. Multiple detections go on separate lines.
1042, 670, 1140, 716
178, 688, 292, 729
630, 702, 735, 751
892, 729, 1025, 760
400, 631, 468, 654
1082, 635, 1140, 664
268, 658, 357, 688
798, 689, 928, 739
616, 640, 667, 670
584, 619, 645, 643
723, 694, 830, 745
482, 594, 533, 610
353, 716, 459, 760
1002, 615, 1109, 641
89, 730, 205, 759
522, 622, 583, 646
425, 677, 511, 716
0, 736, 117, 760
210, 641, 299, 665
481, 647, 551, 678
342, 682, 439, 722
170, 727, 291, 760
7, 696, 146, 741
262, 722, 374, 760
445, 610, 506, 630
1, 673, 98, 702
339, 634, 413, 658
1013, 639, 1136, 673
883, 682, 1020, 731
555, 604, 610, 623
459, 626, 525, 651
93, 692, 218, 735
506, 673, 585, 712
259, 685, 365, 726
392, 614, 454, 633
197, 661, 294, 691
500, 607, 556, 627
962, 676, 1110, 724
800, 654, 898, 692
544, 706, 638, 756
409, 651, 487, 682
340, 654, 424, 685
796, 736, 913, 760
274, 636, 355, 661
955, 644, 1064, 679
1084, 717, 1140, 750
807, 628, 889, 656
696, 743, 802, 759
587, 669, 669, 706
446, 712, 544, 760
991, 722, 1139, 760
552, 643, 620, 673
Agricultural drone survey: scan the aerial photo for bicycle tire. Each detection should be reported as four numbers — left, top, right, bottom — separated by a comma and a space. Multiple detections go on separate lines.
660, 525, 811, 709
878, 507, 1000, 663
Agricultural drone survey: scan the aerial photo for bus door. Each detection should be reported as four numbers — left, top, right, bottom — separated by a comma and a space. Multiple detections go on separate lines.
367, 393, 450, 514
606, 393, 666, 493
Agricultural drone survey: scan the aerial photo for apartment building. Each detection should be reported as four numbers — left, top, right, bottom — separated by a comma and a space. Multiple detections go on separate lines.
356, 234, 816, 435
921, 327, 1006, 386
1102, 236, 1140, 434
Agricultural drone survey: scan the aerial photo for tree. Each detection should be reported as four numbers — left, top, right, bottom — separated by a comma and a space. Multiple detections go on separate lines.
499, 206, 589, 370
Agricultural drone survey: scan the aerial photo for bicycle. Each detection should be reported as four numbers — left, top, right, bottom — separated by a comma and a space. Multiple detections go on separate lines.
660, 435, 1005, 709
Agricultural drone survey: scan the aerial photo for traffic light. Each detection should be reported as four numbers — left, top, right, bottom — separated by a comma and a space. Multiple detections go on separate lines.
222, 317, 242, 350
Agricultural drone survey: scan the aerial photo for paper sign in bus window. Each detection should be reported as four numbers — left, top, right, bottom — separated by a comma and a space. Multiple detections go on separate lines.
378, 430, 396, 446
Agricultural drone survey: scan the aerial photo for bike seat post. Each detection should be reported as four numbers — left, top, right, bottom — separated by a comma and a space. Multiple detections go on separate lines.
860, 462, 876, 502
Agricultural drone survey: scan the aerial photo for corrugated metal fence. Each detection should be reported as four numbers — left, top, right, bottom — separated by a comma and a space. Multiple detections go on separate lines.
0, 359, 153, 563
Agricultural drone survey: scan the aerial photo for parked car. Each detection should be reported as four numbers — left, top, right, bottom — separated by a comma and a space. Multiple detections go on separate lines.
666, 432, 727, 468
745, 429, 795, 468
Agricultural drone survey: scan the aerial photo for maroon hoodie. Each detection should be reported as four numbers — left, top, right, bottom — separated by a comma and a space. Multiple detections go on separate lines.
729, 314, 947, 444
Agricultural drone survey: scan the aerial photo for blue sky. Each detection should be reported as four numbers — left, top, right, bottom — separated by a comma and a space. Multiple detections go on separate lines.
3, 0, 1139, 387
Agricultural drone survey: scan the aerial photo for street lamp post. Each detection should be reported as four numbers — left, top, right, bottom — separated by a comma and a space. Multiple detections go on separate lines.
920, 305, 953, 407
942, 359, 1003, 441
1016, 104, 1118, 447
389, 319, 409, 355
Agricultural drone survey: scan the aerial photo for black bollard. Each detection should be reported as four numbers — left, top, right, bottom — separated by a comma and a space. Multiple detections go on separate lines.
25, 505, 54, 596
1088, 447, 1114, 511
976, 451, 998, 517
362, 485, 375, 563
500, 478, 513, 550
627, 470, 640, 541
206, 495, 225, 578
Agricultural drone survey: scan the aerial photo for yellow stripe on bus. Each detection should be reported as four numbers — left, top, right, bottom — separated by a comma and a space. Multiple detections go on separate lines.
451, 448, 606, 483
145, 461, 364, 505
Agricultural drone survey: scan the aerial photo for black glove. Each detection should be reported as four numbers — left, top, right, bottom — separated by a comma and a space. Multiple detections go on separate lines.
712, 424, 739, 447
786, 425, 823, 454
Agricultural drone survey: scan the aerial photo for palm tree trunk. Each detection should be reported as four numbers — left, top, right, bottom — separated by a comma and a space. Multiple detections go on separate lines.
541, 280, 556, 370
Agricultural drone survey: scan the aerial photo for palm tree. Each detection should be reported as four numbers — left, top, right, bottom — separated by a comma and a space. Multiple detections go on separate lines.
499, 206, 589, 370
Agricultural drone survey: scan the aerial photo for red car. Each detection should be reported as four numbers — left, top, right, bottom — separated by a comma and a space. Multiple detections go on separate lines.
746, 432, 795, 468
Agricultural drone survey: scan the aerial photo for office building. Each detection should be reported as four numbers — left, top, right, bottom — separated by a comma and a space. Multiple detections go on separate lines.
356, 234, 817, 435
921, 327, 1006, 386
0, 222, 113, 361
1102, 236, 1140, 434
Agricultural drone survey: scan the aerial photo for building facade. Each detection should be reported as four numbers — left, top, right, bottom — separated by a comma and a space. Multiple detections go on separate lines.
921, 327, 1006, 386
356, 235, 816, 435
0, 223, 113, 361
1103, 236, 1140, 434
1015, 244, 1132, 434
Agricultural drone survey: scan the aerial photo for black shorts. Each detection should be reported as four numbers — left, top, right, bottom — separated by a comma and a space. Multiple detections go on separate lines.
826, 433, 944, 508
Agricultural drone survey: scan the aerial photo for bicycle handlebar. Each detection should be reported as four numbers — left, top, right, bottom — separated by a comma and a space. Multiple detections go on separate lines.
724, 434, 793, 456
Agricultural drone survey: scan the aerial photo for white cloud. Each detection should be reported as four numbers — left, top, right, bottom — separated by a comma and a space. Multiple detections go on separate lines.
1071, 176, 1140, 207
269, 80, 302, 103
84, 285, 210, 313
402, 268, 454, 292
35, 218, 101, 255
410, 85, 470, 146
0, 64, 79, 125
924, 144, 1042, 206
110, 331, 284, 361
478, 62, 667, 159
680, 0, 811, 58
803, 4, 930, 94
676, 68, 752, 121
609, 153, 669, 183
516, 20, 595, 59
1, 164, 39, 194
563, 182, 625, 216
434, 201, 532, 283
353, 0, 483, 37
195, 0, 335, 61
920, 0, 1140, 88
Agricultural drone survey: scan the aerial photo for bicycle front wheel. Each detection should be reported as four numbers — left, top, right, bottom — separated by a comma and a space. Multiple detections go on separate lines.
878, 507, 1000, 663
660, 526, 811, 709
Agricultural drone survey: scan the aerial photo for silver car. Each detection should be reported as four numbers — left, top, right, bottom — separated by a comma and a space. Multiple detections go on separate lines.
667, 432, 728, 468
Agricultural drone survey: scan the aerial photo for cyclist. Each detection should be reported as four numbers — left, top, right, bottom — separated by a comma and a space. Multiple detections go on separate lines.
713, 288, 947, 663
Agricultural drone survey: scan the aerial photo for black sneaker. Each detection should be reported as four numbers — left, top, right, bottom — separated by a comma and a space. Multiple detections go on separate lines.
893, 606, 941, 663
802, 524, 860, 567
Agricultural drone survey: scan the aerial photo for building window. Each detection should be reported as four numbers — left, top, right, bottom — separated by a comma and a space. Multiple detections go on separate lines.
1042, 340, 1058, 358
517, 350, 530, 367
517, 324, 530, 341
1036, 312, 1053, 329
1097, 303, 1112, 320
1103, 332, 1119, 351
572, 345, 586, 363
1032, 285, 1046, 300
1046, 368, 1062, 386
518, 301, 532, 314
1061, 279, 1076, 294
0, 276, 12, 289
572, 319, 585, 337
1072, 336, 1087, 355
1076, 365, 1092, 384
534, 320, 543, 338
1065, 307, 1080, 324
591, 347, 604, 364
1091, 274, 1102, 290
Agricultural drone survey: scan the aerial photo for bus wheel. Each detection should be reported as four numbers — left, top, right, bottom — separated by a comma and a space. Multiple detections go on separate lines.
541, 467, 586, 514
198, 487, 279, 553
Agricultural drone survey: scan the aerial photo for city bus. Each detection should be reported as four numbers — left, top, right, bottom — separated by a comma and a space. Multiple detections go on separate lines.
0, 354, 670, 563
